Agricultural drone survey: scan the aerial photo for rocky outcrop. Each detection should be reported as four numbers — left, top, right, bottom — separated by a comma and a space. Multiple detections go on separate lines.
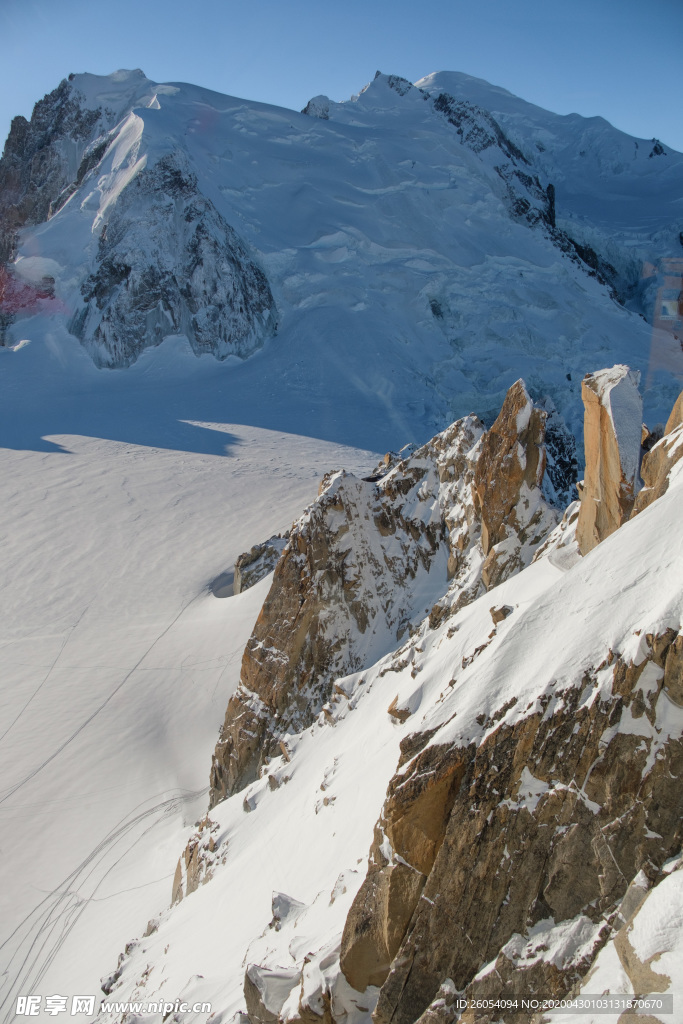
209, 382, 558, 805
576, 365, 642, 555
244, 965, 303, 1024
235, 535, 289, 595
301, 96, 331, 119
472, 380, 554, 590
0, 74, 277, 365
664, 389, 683, 435
559, 855, 683, 1013
0, 78, 104, 265
430, 91, 555, 230
171, 816, 226, 906
0, 77, 107, 340
209, 458, 453, 803
70, 152, 277, 367
334, 383, 683, 1019
631, 388, 683, 517
432, 380, 558, 622
340, 630, 683, 1023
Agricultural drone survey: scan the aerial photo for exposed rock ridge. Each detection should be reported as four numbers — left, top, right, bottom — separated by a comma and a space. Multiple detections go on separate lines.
551, 854, 682, 1018
331, 382, 683, 1024
69, 152, 277, 366
429, 89, 622, 294
0, 78, 107, 339
576, 365, 642, 555
631, 387, 683, 517
170, 815, 226, 906
235, 535, 290, 594
431, 91, 554, 230
0, 78, 104, 264
431, 380, 559, 624
340, 628, 683, 1023
0, 75, 277, 365
209, 381, 558, 805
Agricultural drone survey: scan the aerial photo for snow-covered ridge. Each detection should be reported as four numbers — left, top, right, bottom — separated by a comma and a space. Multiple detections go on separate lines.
1, 66, 681, 449
1, 71, 276, 365
209, 380, 558, 804
86, 376, 683, 1024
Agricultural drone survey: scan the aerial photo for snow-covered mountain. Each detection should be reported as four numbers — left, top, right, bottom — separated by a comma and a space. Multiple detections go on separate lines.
1, 68, 682, 1024
1, 68, 682, 452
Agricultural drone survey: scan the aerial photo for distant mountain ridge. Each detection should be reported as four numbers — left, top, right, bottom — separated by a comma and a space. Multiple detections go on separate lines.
1, 67, 681, 451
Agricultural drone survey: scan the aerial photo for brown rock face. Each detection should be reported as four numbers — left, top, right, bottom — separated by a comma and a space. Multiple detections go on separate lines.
576, 365, 642, 555
338, 632, 683, 1024
441, 380, 557, 605
170, 816, 226, 906
234, 535, 289, 594
631, 389, 683, 517
664, 389, 683, 436
209, 461, 454, 803
340, 842, 426, 992
209, 383, 559, 806
473, 380, 550, 589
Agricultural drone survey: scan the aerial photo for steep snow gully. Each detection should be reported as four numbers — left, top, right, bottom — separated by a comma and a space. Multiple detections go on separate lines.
0, 67, 682, 1024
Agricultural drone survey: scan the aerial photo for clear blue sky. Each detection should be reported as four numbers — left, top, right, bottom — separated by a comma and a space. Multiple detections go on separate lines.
1, 0, 682, 152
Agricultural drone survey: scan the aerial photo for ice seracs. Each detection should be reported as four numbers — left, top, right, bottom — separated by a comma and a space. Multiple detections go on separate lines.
2, 67, 681, 445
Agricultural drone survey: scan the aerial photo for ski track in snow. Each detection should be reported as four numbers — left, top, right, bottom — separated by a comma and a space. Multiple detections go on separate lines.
0, 791, 202, 1024
0, 426, 376, 1013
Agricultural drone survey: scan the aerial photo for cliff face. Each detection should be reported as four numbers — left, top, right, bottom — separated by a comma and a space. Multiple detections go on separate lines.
0, 76, 107, 339
344, 628, 682, 1022
209, 381, 558, 805
70, 153, 277, 367
336, 381, 683, 1024
575, 365, 642, 555
631, 389, 683, 517
0, 73, 277, 363
0, 77, 104, 264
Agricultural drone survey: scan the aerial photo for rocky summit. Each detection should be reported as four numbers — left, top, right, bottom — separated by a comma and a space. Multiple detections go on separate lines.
209, 380, 558, 805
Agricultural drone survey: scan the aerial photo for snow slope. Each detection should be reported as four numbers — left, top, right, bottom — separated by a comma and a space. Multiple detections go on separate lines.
0, 373, 376, 1018
85, 405, 683, 1024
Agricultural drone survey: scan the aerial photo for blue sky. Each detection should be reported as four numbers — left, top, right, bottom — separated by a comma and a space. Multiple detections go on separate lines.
1, 0, 682, 151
